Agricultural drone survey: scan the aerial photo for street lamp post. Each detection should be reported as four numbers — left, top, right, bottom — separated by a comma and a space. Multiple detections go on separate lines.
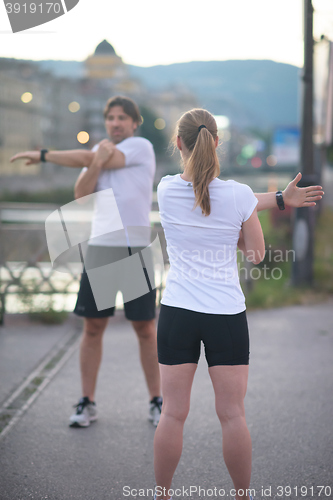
292, 0, 319, 286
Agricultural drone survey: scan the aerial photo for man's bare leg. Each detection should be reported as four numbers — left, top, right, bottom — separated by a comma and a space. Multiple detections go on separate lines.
80, 317, 109, 401
131, 319, 161, 399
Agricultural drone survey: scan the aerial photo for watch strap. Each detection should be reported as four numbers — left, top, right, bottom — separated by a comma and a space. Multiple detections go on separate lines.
40, 149, 48, 162
276, 190, 285, 210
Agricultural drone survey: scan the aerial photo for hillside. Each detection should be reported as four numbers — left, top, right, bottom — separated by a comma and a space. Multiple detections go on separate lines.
34, 58, 300, 129
128, 60, 300, 128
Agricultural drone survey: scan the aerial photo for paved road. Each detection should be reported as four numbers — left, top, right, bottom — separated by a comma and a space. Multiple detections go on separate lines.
0, 302, 332, 500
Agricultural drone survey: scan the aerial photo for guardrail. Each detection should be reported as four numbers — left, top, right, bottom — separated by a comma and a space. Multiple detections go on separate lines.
0, 203, 165, 325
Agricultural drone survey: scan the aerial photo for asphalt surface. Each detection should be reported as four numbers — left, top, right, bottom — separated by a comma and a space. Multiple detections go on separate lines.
0, 301, 332, 500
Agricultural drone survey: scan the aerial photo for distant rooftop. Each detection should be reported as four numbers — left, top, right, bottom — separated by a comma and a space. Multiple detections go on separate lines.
94, 40, 116, 56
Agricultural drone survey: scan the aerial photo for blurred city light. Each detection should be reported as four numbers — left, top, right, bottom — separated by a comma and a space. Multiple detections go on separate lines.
242, 144, 256, 158
251, 156, 262, 168
219, 130, 231, 141
214, 115, 230, 129
68, 101, 80, 113
21, 92, 33, 103
77, 131, 90, 144
236, 154, 247, 166
266, 154, 277, 166
154, 118, 166, 130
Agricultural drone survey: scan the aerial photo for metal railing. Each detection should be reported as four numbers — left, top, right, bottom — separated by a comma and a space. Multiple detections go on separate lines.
0, 203, 166, 325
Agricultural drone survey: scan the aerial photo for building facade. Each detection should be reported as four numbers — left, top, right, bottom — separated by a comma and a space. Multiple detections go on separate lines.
0, 40, 197, 190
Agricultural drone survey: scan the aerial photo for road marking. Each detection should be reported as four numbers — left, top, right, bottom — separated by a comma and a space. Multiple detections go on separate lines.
0, 324, 81, 440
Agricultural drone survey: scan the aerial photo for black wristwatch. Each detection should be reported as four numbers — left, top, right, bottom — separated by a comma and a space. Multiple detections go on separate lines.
276, 190, 285, 210
40, 149, 49, 162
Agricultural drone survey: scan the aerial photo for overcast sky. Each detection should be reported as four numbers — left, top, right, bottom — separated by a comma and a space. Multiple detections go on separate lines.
0, 0, 333, 67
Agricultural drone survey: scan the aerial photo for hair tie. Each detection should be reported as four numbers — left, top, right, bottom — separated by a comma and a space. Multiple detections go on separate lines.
198, 124, 207, 132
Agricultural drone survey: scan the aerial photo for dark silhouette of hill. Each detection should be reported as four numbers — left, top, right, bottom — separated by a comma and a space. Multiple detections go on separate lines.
128, 60, 300, 129
34, 59, 300, 129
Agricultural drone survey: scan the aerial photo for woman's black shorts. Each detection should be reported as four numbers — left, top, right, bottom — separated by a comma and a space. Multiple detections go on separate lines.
157, 304, 249, 367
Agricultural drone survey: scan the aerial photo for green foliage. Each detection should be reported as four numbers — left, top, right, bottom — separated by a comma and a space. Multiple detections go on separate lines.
314, 206, 333, 293
28, 309, 69, 324
0, 188, 74, 205
139, 106, 169, 156
19, 279, 69, 324
243, 206, 333, 310
326, 147, 333, 166
245, 261, 305, 310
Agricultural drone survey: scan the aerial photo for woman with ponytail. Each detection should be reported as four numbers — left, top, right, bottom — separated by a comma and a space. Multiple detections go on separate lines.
153, 108, 324, 500
153, 108, 265, 500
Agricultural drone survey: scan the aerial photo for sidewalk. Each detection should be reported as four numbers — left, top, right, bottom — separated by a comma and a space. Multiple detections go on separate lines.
0, 302, 332, 500
0, 314, 81, 408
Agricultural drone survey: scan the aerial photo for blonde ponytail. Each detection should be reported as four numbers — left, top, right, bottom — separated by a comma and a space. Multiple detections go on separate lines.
175, 109, 220, 216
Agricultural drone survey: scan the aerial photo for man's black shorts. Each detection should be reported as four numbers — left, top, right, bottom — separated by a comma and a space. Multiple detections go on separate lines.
157, 304, 249, 367
74, 245, 156, 321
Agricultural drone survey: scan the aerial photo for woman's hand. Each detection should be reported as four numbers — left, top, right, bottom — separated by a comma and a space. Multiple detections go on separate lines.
283, 172, 324, 207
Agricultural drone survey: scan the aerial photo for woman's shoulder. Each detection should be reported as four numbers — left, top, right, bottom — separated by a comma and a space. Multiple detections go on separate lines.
214, 178, 254, 193
159, 174, 176, 182
157, 174, 179, 189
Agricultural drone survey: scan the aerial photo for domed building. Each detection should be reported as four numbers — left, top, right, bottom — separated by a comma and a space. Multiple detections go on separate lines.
85, 40, 142, 95
85, 40, 126, 80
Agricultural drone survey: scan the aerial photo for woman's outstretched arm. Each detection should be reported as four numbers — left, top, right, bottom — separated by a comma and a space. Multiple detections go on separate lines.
255, 172, 324, 211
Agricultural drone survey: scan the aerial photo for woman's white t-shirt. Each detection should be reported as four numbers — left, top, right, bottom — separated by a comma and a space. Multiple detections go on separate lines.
157, 174, 258, 315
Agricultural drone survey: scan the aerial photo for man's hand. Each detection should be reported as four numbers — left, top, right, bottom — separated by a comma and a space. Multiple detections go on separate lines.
283, 172, 324, 207
95, 139, 115, 167
10, 151, 41, 165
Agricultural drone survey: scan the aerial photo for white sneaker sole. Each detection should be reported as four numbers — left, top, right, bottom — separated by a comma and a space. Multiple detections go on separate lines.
69, 420, 90, 428
69, 413, 97, 428
148, 414, 160, 427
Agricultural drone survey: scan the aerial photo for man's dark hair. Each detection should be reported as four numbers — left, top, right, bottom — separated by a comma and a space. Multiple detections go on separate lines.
103, 96, 142, 125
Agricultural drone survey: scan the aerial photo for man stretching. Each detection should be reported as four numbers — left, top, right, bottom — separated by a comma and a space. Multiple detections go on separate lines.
11, 96, 162, 427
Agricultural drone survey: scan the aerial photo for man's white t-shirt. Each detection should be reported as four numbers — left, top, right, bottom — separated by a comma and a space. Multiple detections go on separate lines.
85, 137, 156, 246
157, 174, 258, 315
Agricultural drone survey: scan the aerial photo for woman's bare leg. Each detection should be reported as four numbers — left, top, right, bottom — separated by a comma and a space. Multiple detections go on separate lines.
154, 363, 197, 500
209, 365, 252, 500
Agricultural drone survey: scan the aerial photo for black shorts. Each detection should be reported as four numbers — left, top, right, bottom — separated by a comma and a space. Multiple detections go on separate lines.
157, 305, 249, 367
74, 245, 156, 321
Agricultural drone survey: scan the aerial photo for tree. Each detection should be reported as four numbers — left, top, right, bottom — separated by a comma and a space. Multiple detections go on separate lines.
139, 106, 169, 156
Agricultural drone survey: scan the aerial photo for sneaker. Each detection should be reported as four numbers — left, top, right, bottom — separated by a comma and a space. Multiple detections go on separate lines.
148, 396, 162, 427
69, 397, 97, 428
